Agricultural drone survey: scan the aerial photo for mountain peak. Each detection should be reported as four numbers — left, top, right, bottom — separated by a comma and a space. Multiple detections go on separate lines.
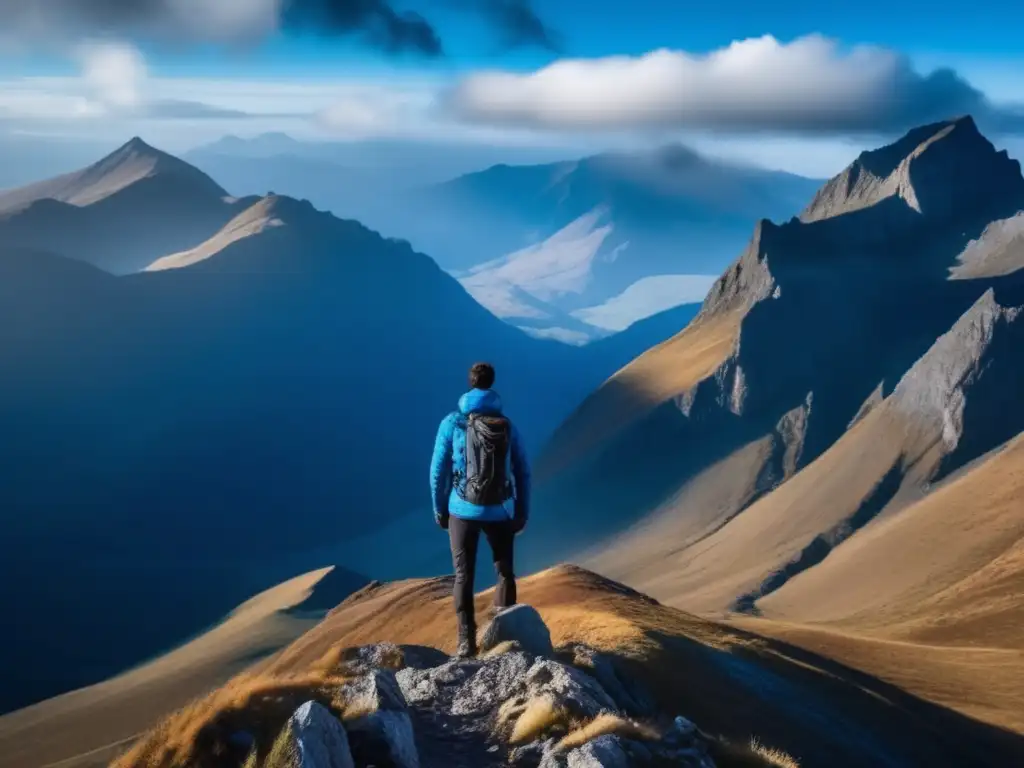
65, 137, 228, 207
121, 136, 156, 153
0, 137, 227, 213
801, 116, 1023, 224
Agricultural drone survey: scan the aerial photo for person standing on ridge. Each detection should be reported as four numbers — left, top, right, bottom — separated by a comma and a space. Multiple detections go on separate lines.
430, 362, 531, 659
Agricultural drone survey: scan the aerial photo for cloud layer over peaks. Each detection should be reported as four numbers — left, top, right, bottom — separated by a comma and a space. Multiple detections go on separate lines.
448, 35, 1024, 135
0, 0, 557, 57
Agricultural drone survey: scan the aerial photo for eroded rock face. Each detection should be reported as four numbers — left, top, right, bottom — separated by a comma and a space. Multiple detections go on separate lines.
890, 288, 1024, 458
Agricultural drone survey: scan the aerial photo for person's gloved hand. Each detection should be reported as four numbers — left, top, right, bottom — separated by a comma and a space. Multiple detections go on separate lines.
435, 511, 450, 530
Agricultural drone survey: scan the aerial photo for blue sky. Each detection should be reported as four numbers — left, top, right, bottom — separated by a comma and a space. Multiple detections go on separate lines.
0, 0, 1022, 176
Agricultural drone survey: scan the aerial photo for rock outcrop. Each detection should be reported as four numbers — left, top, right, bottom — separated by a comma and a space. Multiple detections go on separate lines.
263, 609, 715, 768
342, 671, 419, 768
480, 605, 555, 658
265, 701, 356, 768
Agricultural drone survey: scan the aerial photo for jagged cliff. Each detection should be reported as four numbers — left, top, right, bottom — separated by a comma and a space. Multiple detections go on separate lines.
529, 117, 1024, 611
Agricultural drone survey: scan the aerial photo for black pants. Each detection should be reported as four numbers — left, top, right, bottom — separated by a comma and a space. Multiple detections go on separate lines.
448, 516, 517, 629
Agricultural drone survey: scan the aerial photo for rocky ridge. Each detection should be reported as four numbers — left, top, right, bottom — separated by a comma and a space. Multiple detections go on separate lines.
246, 606, 716, 768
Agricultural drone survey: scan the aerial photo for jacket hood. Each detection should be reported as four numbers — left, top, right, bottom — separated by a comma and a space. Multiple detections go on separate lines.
458, 388, 503, 415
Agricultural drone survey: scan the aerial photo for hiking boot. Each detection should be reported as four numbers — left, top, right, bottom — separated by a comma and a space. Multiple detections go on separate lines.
455, 614, 477, 659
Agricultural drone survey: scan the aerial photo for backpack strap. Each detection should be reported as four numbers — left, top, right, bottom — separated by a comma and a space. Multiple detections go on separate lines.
452, 411, 468, 493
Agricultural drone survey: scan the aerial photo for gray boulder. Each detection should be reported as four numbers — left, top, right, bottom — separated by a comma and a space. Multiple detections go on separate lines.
342, 670, 419, 768
539, 731, 716, 768
480, 605, 555, 658
450, 651, 533, 715
538, 734, 629, 768
519, 659, 619, 720
290, 701, 355, 768
565, 735, 630, 768
396, 658, 480, 706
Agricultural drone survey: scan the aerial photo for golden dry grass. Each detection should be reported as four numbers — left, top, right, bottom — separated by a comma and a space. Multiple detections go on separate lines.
732, 617, 1024, 735
710, 738, 801, 768
255, 564, 1017, 767
16, 562, 1019, 768
261, 723, 299, 768
749, 739, 801, 768
555, 713, 660, 751
706, 433, 1024, 736
481, 640, 521, 659
759, 433, 1024, 646
110, 672, 349, 768
599, 406, 913, 615
0, 567, 339, 768
507, 695, 571, 745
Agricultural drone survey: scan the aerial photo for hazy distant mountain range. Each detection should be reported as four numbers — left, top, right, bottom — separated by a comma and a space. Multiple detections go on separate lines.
186, 135, 821, 342
0, 139, 698, 713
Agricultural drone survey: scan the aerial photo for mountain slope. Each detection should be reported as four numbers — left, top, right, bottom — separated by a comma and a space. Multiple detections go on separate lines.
0, 137, 227, 211
0, 150, 691, 713
608, 286, 1024, 615
0, 567, 361, 768
759, 428, 1024, 646
0, 138, 243, 274
12, 566, 1022, 768
527, 117, 1024, 592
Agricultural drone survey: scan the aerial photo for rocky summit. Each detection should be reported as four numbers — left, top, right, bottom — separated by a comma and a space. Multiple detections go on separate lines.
254, 607, 714, 768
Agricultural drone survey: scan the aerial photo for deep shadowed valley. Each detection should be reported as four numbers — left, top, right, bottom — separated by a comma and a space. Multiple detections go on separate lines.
0, 140, 698, 713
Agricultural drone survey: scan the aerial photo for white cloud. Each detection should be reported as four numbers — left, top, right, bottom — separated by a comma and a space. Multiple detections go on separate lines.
0, 43, 282, 128
77, 41, 147, 110
448, 34, 1024, 135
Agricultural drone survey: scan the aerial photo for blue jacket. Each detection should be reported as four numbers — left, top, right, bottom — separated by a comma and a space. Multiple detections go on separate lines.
430, 389, 531, 523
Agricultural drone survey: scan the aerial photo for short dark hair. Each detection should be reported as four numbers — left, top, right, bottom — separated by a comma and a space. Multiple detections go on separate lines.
469, 362, 495, 390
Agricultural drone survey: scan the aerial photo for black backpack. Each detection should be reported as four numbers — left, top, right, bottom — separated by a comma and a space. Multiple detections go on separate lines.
456, 413, 514, 506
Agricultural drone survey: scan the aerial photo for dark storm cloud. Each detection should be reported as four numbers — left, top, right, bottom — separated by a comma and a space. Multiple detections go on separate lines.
476, 0, 562, 52
0, 0, 561, 58
280, 0, 442, 56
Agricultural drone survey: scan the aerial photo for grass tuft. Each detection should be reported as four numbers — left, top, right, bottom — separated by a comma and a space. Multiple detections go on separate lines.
508, 695, 573, 745
556, 713, 660, 751
749, 738, 800, 768
710, 736, 801, 768
261, 723, 299, 768
481, 640, 521, 659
